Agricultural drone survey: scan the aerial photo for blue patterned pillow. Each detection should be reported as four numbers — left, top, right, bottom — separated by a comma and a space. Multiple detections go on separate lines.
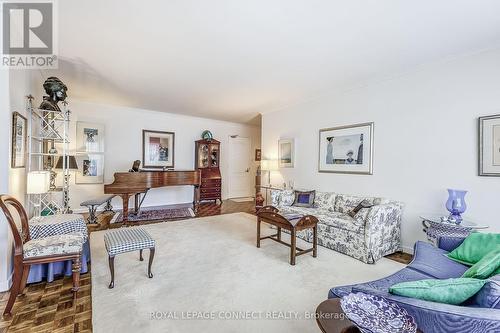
292, 190, 315, 208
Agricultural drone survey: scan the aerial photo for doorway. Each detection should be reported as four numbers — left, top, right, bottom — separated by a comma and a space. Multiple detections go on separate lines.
227, 136, 253, 199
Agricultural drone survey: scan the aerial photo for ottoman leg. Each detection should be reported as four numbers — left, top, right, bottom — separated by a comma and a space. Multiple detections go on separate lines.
148, 248, 155, 278
108, 256, 115, 289
139, 249, 144, 261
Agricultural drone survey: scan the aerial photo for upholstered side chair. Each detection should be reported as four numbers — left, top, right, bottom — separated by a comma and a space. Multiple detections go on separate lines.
0, 195, 84, 317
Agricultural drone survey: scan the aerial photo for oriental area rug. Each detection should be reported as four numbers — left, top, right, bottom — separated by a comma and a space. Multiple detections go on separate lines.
110, 206, 195, 223
90, 213, 403, 333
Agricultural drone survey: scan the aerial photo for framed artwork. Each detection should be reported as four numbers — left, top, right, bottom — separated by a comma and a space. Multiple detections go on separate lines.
279, 139, 294, 168
75, 154, 104, 184
255, 149, 261, 161
318, 122, 374, 174
479, 114, 500, 176
142, 130, 175, 168
11, 112, 27, 168
76, 122, 105, 153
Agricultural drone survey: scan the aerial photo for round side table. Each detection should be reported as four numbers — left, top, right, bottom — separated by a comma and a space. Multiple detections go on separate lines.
316, 298, 360, 333
420, 215, 488, 245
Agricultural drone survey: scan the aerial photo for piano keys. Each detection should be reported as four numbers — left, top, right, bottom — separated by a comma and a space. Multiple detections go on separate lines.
104, 170, 201, 223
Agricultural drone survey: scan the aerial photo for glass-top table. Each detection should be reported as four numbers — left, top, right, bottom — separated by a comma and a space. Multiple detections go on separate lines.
420, 214, 488, 245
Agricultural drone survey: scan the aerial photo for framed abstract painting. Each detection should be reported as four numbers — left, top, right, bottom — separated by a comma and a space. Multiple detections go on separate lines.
318, 122, 374, 174
75, 154, 104, 184
142, 130, 175, 168
479, 114, 500, 176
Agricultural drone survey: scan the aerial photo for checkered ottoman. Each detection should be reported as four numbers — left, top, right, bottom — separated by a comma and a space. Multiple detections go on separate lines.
103, 228, 155, 288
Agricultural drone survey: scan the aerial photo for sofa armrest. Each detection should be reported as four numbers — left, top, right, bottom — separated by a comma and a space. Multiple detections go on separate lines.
386, 294, 500, 332
364, 203, 403, 228
438, 236, 466, 252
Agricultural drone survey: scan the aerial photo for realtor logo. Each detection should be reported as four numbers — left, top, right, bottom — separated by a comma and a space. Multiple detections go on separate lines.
1, 0, 57, 68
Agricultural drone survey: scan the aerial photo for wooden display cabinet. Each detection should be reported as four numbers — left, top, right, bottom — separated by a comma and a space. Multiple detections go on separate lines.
195, 139, 221, 204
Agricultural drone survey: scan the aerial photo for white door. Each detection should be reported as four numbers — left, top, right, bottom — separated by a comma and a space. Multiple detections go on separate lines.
227, 136, 253, 198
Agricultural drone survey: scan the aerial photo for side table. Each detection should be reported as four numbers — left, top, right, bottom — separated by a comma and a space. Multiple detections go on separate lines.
420, 215, 488, 245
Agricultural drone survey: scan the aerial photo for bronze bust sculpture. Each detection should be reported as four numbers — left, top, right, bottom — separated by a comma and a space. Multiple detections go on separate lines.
39, 76, 68, 112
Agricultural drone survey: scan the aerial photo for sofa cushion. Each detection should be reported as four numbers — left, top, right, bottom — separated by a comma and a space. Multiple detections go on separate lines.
447, 233, 500, 266
337, 268, 433, 299
314, 192, 336, 210
334, 194, 380, 213
318, 211, 365, 234
389, 278, 488, 305
270, 190, 282, 206
280, 190, 295, 206
462, 249, 500, 279
408, 241, 468, 279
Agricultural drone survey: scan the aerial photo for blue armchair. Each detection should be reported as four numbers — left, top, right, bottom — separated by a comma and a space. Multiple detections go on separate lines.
328, 237, 500, 333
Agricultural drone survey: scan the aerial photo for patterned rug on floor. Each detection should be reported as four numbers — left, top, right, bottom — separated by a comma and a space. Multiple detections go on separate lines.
110, 206, 195, 223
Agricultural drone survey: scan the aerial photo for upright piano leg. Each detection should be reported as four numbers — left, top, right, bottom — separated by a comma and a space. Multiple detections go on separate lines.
120, 194, 130, 225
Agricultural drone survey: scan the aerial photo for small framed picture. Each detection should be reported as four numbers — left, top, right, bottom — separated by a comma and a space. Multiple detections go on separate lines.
76, 122, 105, 153
143, 130, 175, 168
11, 112, 27, 168
255, 149, 261, 161
319, 122, 374, 174
75, 154, 104, 184
479, 114, 500, 176
279, 139, 294, 168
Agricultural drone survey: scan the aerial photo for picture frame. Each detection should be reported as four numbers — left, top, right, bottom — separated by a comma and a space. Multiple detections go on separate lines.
278, 139, 294, 168
11, 112, 27, 168
479, 114, 500, 176
318, 122, 374, 174
255, 148, 261, 161
76, 121, 105, 153
142, 130, 175, 168
75, 154, 104, 184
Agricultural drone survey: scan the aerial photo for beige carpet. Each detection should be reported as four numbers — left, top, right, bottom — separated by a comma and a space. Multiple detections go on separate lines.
90, 213, 404, 333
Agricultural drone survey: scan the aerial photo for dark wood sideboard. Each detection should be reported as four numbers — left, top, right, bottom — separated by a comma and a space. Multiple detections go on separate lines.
195, 139, 222, 204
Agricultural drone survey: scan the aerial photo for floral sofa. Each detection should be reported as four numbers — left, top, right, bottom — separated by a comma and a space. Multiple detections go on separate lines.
270, 190, 403, 263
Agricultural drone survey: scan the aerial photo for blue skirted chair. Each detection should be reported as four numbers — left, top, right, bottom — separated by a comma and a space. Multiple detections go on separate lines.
0, 195, 85, 317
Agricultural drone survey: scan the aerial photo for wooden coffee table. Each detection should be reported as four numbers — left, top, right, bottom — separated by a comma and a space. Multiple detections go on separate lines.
316, 299, 360, 333
256, 206, 318, 265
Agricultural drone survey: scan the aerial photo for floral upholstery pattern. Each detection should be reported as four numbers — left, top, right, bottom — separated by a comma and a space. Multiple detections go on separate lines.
23, 232, 85, 259
273, 190, 403, 263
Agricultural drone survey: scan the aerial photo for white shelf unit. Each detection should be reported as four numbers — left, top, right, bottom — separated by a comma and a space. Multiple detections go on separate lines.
26, 95, 71, 217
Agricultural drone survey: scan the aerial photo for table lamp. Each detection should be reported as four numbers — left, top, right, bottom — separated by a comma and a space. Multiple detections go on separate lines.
27, 171, 50, 216
261, 159, 279, 185
55, 155, 79, 213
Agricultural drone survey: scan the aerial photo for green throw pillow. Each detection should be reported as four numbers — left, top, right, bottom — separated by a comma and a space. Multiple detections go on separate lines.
447, 233, 500, 266
389, 278, 488, 305
462, 249, 500, 279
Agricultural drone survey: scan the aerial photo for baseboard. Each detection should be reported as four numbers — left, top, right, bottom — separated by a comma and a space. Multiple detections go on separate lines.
0, 272, 13, 292
402, 245, 414, 255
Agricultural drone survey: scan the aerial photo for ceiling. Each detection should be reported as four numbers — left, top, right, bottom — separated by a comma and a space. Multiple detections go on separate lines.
44, 0, 500, 124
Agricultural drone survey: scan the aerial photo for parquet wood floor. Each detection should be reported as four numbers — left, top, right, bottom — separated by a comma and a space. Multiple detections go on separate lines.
0, 200, 410, 332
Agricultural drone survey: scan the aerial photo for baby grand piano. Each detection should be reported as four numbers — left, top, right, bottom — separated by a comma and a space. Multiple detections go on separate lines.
104, 169, 201, 223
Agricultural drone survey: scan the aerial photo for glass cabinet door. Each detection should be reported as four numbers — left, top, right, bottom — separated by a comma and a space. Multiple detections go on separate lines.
210, 144, 219, 167
198, 144, 209, 168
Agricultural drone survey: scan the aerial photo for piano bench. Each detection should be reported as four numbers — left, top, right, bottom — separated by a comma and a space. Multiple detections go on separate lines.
104, 228, 155, 289
80, 195, 116, 224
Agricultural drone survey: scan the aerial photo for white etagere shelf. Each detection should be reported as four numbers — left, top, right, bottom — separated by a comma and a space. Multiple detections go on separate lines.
26, 95, 72, 217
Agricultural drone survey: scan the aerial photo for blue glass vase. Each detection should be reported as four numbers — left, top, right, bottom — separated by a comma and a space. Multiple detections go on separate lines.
445, 189, 467, 222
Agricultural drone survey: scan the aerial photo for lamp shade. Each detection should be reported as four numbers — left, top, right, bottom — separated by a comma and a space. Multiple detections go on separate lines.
261, 159, 279, 171
55, 155, 78, 170
27, 171, 50, 194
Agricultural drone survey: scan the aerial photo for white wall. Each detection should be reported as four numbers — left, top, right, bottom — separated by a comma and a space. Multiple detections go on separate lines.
0, 69, 11, 291
67, 101, 261, 211
262, 48, 500, 252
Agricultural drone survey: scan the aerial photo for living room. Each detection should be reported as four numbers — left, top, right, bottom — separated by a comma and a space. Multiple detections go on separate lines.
1, 1, 499, 332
